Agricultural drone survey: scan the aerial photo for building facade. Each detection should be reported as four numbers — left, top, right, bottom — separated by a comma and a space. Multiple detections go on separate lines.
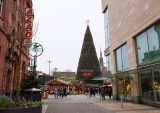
53, 72, 76, 80
0, 0, 33, 96
102, 0, 160, 106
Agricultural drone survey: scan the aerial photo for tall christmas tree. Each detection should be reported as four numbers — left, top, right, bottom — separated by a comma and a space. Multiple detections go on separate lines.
76, 25, 101, 82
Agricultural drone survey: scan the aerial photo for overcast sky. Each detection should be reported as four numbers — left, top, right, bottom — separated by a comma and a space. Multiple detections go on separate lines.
32, 0, 105, 74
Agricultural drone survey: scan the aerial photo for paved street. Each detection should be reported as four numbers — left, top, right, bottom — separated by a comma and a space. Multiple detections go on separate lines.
42, 95, 160, 113
43, 94, 112, 113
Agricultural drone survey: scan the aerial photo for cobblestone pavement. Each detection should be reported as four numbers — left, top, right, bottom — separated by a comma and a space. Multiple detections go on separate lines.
42, 94, 160, 113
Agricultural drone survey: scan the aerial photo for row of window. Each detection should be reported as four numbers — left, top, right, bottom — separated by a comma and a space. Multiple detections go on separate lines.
105, 9, 160, 71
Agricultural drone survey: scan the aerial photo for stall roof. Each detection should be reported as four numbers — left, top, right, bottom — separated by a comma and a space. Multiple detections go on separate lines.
92, 76, 107, 81
25, 88, 42, 91
48, 80, 71, 85
85, 83, 100, 87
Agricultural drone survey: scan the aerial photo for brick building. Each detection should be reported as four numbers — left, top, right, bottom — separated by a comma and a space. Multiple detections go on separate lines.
0, 0, 33, 96
102, 0, 160, 106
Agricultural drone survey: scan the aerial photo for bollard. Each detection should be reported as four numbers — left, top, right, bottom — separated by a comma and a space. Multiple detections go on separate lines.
120, 95, 123, 109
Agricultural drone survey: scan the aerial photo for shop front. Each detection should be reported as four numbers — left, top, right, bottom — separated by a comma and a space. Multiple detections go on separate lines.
135, 21, 160, 106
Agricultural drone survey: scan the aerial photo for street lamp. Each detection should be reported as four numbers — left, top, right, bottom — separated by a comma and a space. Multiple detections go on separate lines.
29, 42, 43, 77
47, 60, 52, 75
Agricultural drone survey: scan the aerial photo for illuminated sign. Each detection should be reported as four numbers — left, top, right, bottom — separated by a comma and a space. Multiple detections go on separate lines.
82, 72, 92, 77
81, 69, 94, 77
24, 8, 33, 39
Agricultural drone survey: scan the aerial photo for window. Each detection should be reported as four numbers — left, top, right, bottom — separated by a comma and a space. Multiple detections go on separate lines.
0, 0, 4, 17
104, 9, 110, 49
136, 32, 148, 64
136, 22, 160, 64
116, 44, 129, 71
106, 54, 111, 71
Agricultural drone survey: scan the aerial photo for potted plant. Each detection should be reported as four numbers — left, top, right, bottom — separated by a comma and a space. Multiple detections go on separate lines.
0, 95, 42, 113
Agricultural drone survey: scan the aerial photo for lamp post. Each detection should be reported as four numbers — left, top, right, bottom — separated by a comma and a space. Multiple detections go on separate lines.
47, 60, 52, 75
29, 42, 43, 77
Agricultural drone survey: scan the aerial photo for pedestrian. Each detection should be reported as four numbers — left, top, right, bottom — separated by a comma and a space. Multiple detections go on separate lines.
58, 88, 61, 97
60, 88, 64, 98
89, 88, 93, 97
54, 88, 58, 99
101, 88, 105, 100
92, 88, 95, 97
63, 87, 67, 98
108, 88, 112, 99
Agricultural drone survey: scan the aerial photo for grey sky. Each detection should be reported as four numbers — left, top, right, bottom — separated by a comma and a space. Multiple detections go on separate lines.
32, 0, 105, 74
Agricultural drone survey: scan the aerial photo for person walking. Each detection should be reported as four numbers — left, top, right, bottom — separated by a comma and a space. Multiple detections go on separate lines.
60, 88, 64, 98
108, 88, 112, 99
63, 87, 67, 98
54, 88, 58, 99
89, 87, 93, 98
101, 87, 105, 100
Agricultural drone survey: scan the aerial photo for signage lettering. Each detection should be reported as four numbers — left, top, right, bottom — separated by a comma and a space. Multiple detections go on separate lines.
25, 24, 32, 31
25, 32, 32, 38
25, 16, 33, 23
26, 8, 33, 15
24, 8, 33, 39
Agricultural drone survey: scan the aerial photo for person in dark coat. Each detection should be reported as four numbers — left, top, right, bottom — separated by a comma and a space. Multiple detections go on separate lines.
108, 88, 112, 99
101, 87, 105, 100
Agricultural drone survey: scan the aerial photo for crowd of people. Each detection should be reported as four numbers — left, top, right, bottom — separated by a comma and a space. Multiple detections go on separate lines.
53, 87, 68, 99
84, 87, 112, 100
52, 86, 112, 100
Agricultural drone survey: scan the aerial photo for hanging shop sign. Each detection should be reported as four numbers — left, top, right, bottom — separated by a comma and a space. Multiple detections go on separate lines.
24, 8, 33, 39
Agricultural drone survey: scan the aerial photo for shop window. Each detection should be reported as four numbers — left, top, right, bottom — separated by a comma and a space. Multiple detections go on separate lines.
153, 71, 160, 102
118, 76, 131, 99
125, 78, 131, 98
118, 78, 124, 94
140, 71, 155, 101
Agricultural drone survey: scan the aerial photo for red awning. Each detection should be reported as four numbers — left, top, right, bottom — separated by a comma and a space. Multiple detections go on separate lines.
100, 83, 112, 88
107, 84, 112, 87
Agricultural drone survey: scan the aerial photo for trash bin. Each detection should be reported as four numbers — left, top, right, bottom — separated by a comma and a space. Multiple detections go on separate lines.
24, 88, 42, 101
